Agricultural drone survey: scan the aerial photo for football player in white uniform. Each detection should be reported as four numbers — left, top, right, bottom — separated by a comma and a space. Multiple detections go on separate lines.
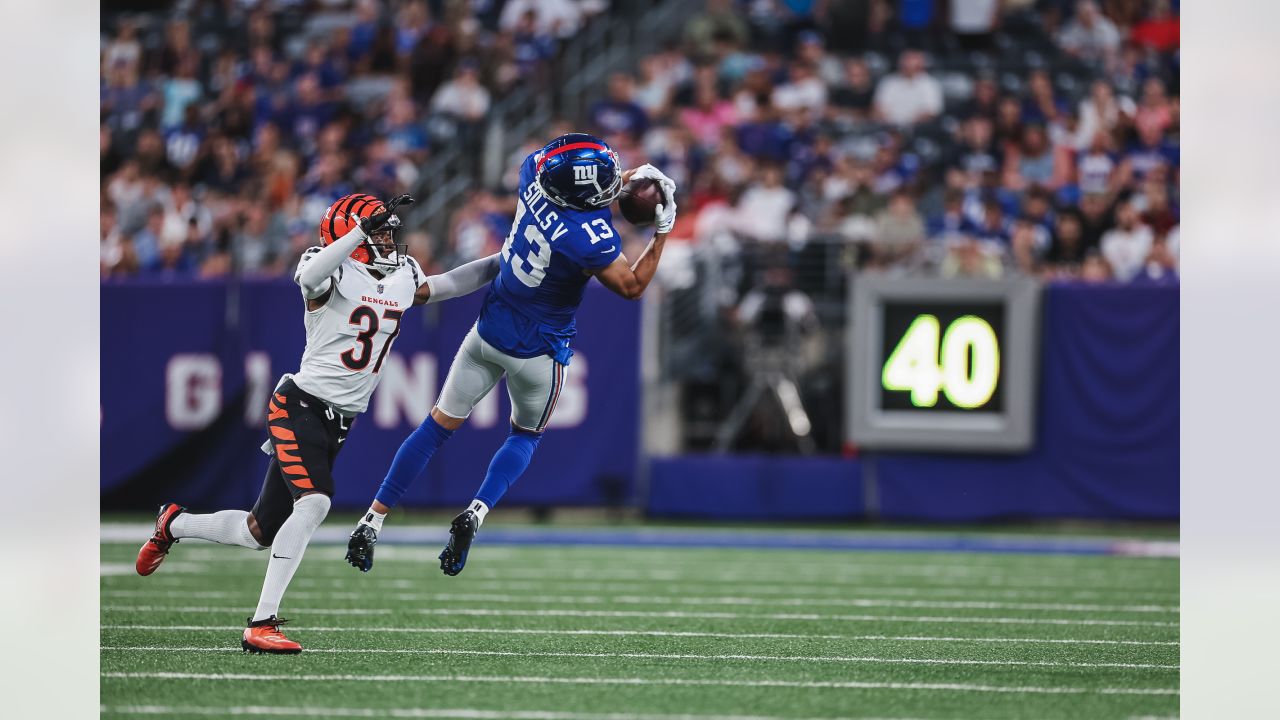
135, 193, 500, 654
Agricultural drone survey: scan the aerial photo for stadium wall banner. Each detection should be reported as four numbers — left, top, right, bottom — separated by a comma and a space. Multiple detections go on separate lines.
873, 282, 1179, 521
648, 282, 1178, 522
101, 280, 641, 511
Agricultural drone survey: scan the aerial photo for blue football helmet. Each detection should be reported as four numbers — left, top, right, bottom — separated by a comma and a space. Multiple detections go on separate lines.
534, 133, 622, 211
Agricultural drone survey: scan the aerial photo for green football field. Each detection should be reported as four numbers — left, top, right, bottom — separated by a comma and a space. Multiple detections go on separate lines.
101, 522, 1179, 719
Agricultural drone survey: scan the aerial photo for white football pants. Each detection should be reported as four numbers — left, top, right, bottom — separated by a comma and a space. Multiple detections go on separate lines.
435, 324, 566, 432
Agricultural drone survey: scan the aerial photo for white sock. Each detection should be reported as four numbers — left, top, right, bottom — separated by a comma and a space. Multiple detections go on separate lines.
468, 499, 490, 527
360, 507, 387, 533
170, 510, 265, 550
252, 494, 331, 622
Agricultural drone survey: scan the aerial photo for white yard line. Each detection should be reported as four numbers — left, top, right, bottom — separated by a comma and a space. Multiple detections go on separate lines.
100, 645, 1178, 670
100, 605, 1180, 627
118, 575, 1180, 602
100, 704, 923, 720
109, 552, 1173, 588
100, 671, 1180, 696
97, 589, 1177, 614
101, 624, 1179, 646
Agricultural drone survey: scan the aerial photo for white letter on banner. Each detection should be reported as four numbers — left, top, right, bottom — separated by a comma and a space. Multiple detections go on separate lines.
166, 354, 222, 431
374, 353, 437, 428
546, 354, 587, 429
243, 352, 271, 426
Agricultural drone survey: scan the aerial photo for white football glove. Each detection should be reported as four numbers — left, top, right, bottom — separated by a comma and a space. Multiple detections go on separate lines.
654, 183, 677, 235
631, 163, 676, 197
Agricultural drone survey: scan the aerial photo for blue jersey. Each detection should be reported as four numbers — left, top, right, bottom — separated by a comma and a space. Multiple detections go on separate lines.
477, 153, 622, 364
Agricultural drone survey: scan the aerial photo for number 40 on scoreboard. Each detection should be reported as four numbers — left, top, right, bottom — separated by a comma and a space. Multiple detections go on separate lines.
847, 277, 1041, 453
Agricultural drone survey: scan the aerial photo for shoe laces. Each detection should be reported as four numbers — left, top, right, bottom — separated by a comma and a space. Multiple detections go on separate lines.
252, 616, 290, 633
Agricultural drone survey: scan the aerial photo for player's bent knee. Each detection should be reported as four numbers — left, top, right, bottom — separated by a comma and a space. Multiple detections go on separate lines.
431, 406, 467, 431
295, 492, 332, 521
510, 422, 544, 439
246, 513, 270, 548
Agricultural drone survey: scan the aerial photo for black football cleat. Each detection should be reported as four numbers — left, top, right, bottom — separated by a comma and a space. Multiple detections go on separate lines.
346, 523, 378, 572
438, 510, 478, 576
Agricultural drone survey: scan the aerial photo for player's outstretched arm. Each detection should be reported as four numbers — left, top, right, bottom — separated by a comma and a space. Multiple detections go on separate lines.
413, 253, 501, 306
594, 179, 677, 300
297, 224, 368, 300
297, 194, 413, 305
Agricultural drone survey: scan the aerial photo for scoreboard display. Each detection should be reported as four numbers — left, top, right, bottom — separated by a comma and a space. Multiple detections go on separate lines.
847, 276, 1041, 453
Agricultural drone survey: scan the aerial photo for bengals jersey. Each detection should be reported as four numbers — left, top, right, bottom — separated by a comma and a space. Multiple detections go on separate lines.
289, 247, 425, 415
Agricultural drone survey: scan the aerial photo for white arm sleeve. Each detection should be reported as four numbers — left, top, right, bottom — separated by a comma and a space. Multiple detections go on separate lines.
295, 225, 368, 298
423, 253, 501, 304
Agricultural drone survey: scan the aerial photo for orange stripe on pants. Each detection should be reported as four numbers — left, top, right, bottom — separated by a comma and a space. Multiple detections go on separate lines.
269, 425, 296, 441
267, 401, 288, 421
276, 444, 303, 463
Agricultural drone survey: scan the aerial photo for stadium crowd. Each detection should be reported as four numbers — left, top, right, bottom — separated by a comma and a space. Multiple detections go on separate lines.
101, 0, 1179, 286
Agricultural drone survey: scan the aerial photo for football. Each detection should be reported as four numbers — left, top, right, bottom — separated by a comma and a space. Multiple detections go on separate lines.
618, 177, 662, 226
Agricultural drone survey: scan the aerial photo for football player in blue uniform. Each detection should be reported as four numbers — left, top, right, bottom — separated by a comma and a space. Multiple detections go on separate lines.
345, 133, 676, 575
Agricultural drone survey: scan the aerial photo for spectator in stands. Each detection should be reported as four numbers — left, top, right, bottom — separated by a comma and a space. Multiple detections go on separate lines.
99, 0, 1179, 291
500, 0, 585, 39
872, 50, 943, 126
431, 59, 490, 122
949, 114, 1000, 181
1010, 219, 1045, 275
1136, 178, 1177, 238
1075, 80, 1136, 157
1076, 131, 1119, 196
1100, 197, 1153, 282
734, 164, 797, 244
772, 61, 828, 120
947, 72, 995, 122
927, 188, 974, 238
947, 0, 1001, 53
940, 237, 1004, 279
1022, 69, 1067, 125
1123, 120, 1177, 185
634, 53, 679, 118
992, 95, 1026, 153
511, 10, 558, 83
161, 56, 203, 130
131, 206, 165, 273
1134, 76, 1174, 136
871, 190, 926, 268
1045, 207, 1088, 269
972, 195, 1012, 245
590, 73, 650, 139
896, 0, 940, 52
795, 30, 844, 87
1130, 0, 1179, 54
446, 189, 505, 266
682, 81, 739, 150
828, 57, 876, 121
1079, 249, 1113, 283
1007, 124, 1058, 191
1056, 0, 1122, 70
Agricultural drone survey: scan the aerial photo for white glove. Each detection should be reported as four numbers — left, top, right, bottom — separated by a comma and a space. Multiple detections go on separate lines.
654, 182, 677, 235
632, 164, 676, 198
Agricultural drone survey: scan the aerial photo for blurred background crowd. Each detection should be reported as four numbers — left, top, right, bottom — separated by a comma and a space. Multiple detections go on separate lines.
101, 0, 1179, 286
100, 0, 1179, 452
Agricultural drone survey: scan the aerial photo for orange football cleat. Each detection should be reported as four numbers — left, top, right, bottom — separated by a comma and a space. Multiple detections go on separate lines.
242, 616, 302, 654
135, 503, 186, 576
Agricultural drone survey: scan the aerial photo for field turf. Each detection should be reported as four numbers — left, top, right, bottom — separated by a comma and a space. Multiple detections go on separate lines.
101, 522, 1178, 719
